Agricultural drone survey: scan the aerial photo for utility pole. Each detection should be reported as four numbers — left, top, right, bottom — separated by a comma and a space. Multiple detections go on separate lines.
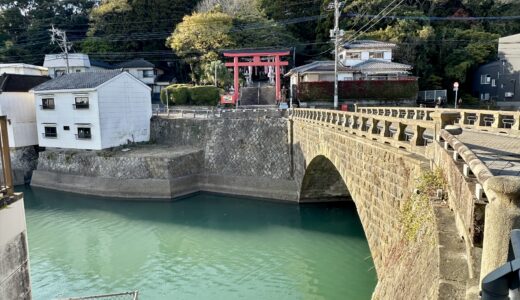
214, 63, 218, 87
49, 25, 72, 74
329, 0, 342, 109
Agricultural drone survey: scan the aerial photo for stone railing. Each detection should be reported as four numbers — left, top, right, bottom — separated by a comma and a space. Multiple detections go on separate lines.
356, 106, 520, 135
291, 108, 439, 154
155, 108, 286, 119
432, 129, 494, 278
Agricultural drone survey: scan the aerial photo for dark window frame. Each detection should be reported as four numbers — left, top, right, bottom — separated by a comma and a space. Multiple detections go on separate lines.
44, 126, 57, 138
41, 98, 55, 110
76, 127, 92, 140
73, 96, 89, 109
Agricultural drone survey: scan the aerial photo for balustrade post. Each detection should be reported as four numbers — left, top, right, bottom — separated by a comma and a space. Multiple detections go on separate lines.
369, 118, 379, 135
410, 125, 426, 146
513, 113, 520, 130
492, 112, 502, 129
350, 115, 358, 129
381, 120, 391, 137
480, 176, 520, 283
414, 110, 421, 120
361, 117, 368, 131
476, 112, 484, 126
341, 114, 347, 127
394, 122, 407, 141
459, 111, 467, 125
336, 113, 342, 125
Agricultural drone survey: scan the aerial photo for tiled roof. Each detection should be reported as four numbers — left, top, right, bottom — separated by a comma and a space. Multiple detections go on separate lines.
115, 58, 155, 69
33, 70, 122, 91
343, 40, 397, 49
90, 59, 113, 69
0, 73, 51, 92
353, 59, 412, 71
286, 61, 352, 75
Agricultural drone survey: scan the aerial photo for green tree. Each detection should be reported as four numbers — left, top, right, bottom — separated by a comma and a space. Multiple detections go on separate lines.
200, 60, 232, 87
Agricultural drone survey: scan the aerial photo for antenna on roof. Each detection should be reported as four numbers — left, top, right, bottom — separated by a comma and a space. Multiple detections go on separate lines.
49, 25, 72, 75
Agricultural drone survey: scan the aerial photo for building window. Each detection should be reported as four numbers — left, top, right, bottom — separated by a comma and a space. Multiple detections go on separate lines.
76, 127, 92, 140
480, 93, 490, 100
345, 52, 361, 59
41, 98, 55, 109
54, 69, 65, 77
492, 79, 496, 87
75, 69, 81, 73
63, 126, 70, 131
481, 74, 491, 84
369, 52, 384, 59
143, 70, 155, 78
74, 97, 89, 109
339, 54, 344, 60
44, 126, 57, 138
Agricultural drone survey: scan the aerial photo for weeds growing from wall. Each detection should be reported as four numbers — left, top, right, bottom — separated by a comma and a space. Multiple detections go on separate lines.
401, 168, 446, 242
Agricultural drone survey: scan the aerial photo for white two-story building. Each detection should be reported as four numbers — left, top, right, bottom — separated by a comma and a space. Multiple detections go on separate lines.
32, 70, 152, 150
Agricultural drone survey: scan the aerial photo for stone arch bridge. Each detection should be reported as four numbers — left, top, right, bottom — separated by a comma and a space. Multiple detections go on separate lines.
290, 107, 520, 299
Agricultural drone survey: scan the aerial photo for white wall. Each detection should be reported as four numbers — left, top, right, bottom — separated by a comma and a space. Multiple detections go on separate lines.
0, 92, 38, 147
124, 68, 155, 85
35, 91, 103, 150
0, 65, 47, 76
97, 74, 151, 148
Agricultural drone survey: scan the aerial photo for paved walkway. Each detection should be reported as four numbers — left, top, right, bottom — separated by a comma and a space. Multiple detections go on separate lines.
458, 130, 520, 176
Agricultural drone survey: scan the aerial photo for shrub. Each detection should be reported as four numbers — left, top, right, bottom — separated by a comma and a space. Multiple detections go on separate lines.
160, 84, 192, 105
297, 79, 419, 102
189, 86, 220, 105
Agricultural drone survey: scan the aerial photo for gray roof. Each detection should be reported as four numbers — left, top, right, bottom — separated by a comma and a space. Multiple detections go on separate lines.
353, 59, 412, 71
343, 40, 396, 49
286, 61, 352, 76
115, 58, 155, 69
33, 70, 123, 91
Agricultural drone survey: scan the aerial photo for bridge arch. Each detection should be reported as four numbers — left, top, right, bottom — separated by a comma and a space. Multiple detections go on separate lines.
291, 118, 440, 299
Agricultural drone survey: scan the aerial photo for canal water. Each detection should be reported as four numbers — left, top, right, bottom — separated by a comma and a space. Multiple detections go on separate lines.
20, 186, 377, 300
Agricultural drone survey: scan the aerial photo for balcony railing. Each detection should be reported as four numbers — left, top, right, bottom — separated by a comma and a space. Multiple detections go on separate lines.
73, 103, 89, 109
39, 104, 55, 110
75, 133, 92, 140
41, 132, 57, 138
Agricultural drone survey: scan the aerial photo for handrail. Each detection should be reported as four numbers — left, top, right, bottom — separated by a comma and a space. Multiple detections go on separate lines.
356, 106, 520, 135
291, 108, 437, 154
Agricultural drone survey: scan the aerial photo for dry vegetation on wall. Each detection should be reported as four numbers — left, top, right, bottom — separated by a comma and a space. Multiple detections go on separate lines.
401, 168, 446, 242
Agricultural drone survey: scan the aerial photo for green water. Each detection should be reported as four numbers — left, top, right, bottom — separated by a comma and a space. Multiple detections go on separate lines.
21, 186, 377, 300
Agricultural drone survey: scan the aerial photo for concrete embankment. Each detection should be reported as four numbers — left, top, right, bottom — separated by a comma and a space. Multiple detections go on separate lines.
31, 115, 299, 201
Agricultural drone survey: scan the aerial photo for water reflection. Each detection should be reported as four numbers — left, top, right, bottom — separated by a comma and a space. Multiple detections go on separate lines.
21, 186, 376, 300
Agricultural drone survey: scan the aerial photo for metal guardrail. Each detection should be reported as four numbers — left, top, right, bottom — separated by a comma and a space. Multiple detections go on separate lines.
153, 107, 286, 119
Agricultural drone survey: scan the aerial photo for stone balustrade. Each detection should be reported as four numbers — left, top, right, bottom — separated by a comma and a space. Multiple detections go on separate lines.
291, 108, 437, 154
356, 106, 520, 135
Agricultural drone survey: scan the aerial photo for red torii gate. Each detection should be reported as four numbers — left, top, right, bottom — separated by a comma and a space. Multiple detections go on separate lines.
222, 49, 290, 104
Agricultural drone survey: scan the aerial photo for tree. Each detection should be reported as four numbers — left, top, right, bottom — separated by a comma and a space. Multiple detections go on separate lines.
83, 0, 197, 58
200, 60, 232, 87
166, 10, 235, 82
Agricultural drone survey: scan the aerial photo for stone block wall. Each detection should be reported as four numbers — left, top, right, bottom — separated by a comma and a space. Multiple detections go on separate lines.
0, 197, 31, 300
291, 119, 440, 299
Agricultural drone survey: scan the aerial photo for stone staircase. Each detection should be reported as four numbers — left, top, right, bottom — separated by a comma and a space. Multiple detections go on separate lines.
240, 83, 276, 105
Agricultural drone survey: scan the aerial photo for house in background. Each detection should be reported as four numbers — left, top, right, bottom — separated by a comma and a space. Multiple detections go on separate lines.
286, 40, 416, 104
0, 73, 51, 148
0, 73, 51, 184
41, 54, 174, 103
0, 64, 48, 76
32, 70, 151, 150
44, 53, 91, 77
473, 33, 520, 107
